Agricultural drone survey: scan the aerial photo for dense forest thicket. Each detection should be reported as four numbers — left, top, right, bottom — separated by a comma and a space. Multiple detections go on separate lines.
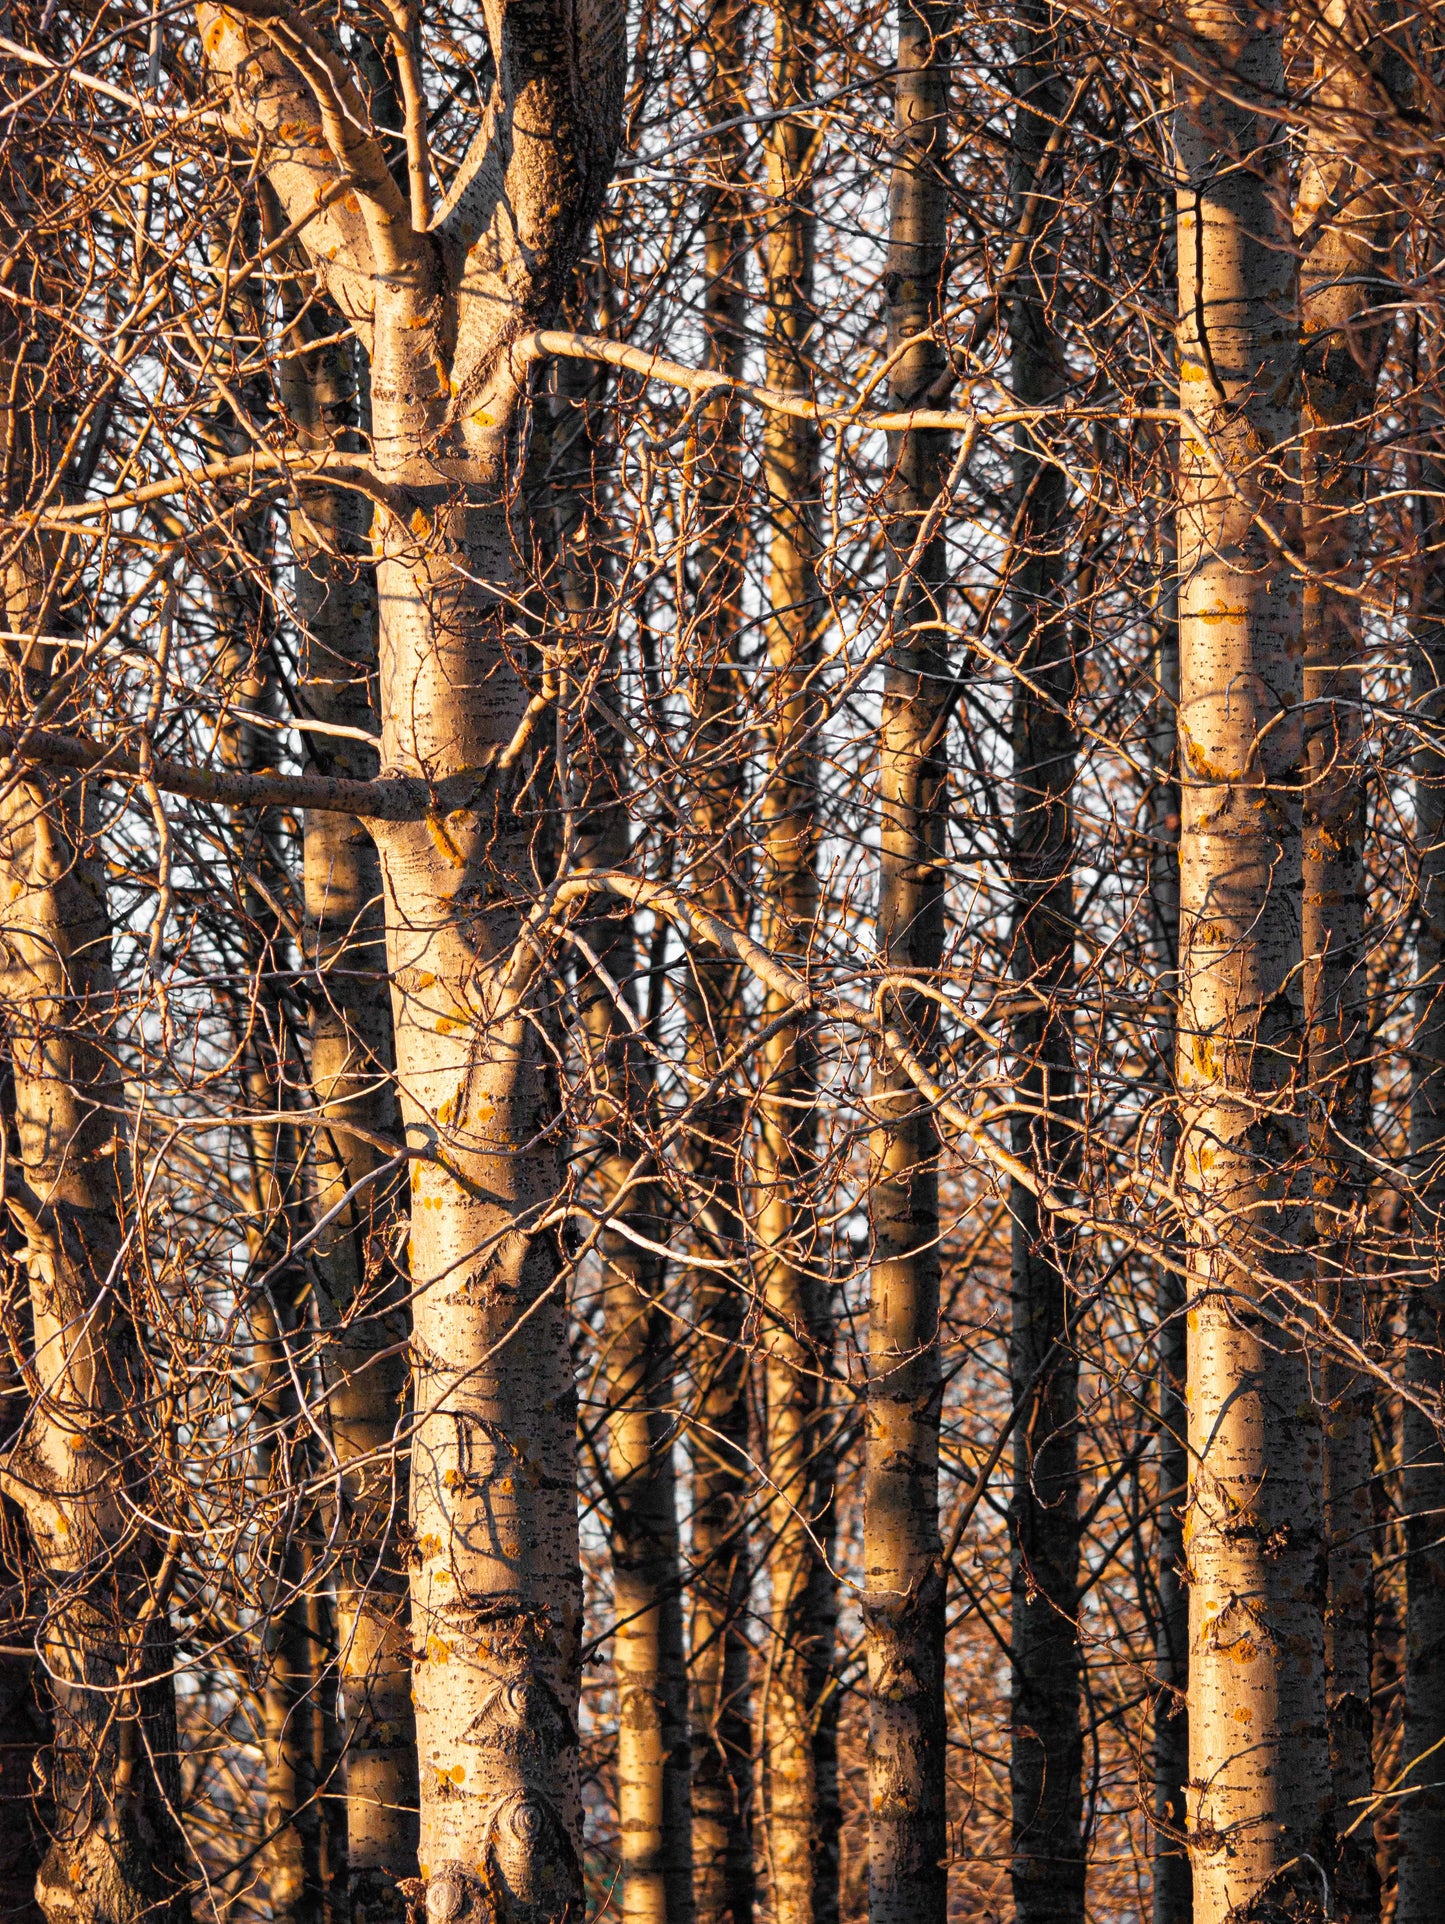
0, 0, 1435, 1919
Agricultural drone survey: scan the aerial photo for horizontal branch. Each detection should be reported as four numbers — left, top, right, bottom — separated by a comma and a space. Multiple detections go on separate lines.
41, 448, 407, 525
515, 328, 1180, 438
0, 722, 501, 821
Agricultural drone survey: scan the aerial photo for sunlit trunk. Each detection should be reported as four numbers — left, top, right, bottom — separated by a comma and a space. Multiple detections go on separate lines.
200, 1, 627, 1912
1173, 6, 1328, 1915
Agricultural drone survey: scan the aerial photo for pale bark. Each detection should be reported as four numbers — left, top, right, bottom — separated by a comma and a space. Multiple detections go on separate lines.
1005, 15, 1082, 1923
687, 14, 756, 1921
1173, 10, 1329, 1917
864, 5, 949, 1921
755, 10, 837, 1924
280, 300, 419, 1924
0, 757, 188, 1924
0, 299, 188, 1924
200, 6, 626, 1918
1297, 15, 1401, 1917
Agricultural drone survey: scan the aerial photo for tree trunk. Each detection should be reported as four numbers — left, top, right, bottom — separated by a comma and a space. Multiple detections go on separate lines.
200, 4, 627, 1917
210, 425, 329, 1924
199, 301, 339, 1919
0, 1296, 48, 1924
0, 763, 188, 1924
549, 344, 694, 1924
1173, 7, 1329, 1915
1147, 509, 1190, 1924
0, 285, 188, 1924
756, 9, 837, 1924
687, 12, 756, 1922
279, 296, 419, 1924
1297, 14, 1401, 1917
1402, 429, 1445, 1923
864, 4, 950, 1921
1005, 14, 1082, 1924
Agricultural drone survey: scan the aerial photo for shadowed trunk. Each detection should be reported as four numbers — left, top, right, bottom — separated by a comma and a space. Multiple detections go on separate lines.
1005, 13, 1082, 1922
550, 344, 694, 1924
864, 4, 950, 1921
686, 12, 756, 1921
278, 283, 418, 1924
1403, 420, 1445, 1923
0, 1273, 48, 1924
1297, 12, 1402, 1915
1148, 497, 1189, 1924
756, 6, 837, 1923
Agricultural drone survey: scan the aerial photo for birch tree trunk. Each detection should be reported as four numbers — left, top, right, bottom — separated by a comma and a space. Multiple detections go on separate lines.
756, 9, 837, 1923
864, 5, 949, 1919
0, 755, 188, 1924
200, 7, 626, 1918
687, 13, 756, 1919
1296, 15, 1402, 1915
1173, 8, 1330, 1915
1402, 430, 1445, 1924
1005, 15, 1083, 1923
0, 291, 188, 1924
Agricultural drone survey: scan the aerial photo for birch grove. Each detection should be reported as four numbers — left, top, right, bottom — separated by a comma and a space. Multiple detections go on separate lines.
5, 0, 1445, 1922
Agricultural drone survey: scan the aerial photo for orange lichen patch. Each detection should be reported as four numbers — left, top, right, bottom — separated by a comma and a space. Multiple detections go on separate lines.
425, 813, 466, 866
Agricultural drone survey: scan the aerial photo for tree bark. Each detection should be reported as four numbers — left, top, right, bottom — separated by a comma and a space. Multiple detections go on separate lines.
755, 9, 837, 1924
864, 5, 950, 1922
1297, 14, 1401, 1917
279, 294, 419, 1924
0, 1300, 48, 1924
1005, 14, 1082, 1924
1402, 426, 1445, 1923
1173, 8, 1330, 1917
686, 13, 756, 1923
199, 6, 627, 1919
206, 336, 329, 1924
549, 345, 694, 1924
0, 275, 188, 1924
1147, 507, 1190, 1924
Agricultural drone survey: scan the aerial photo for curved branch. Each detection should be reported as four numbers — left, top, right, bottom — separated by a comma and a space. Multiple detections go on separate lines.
38, 447, 406, 524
